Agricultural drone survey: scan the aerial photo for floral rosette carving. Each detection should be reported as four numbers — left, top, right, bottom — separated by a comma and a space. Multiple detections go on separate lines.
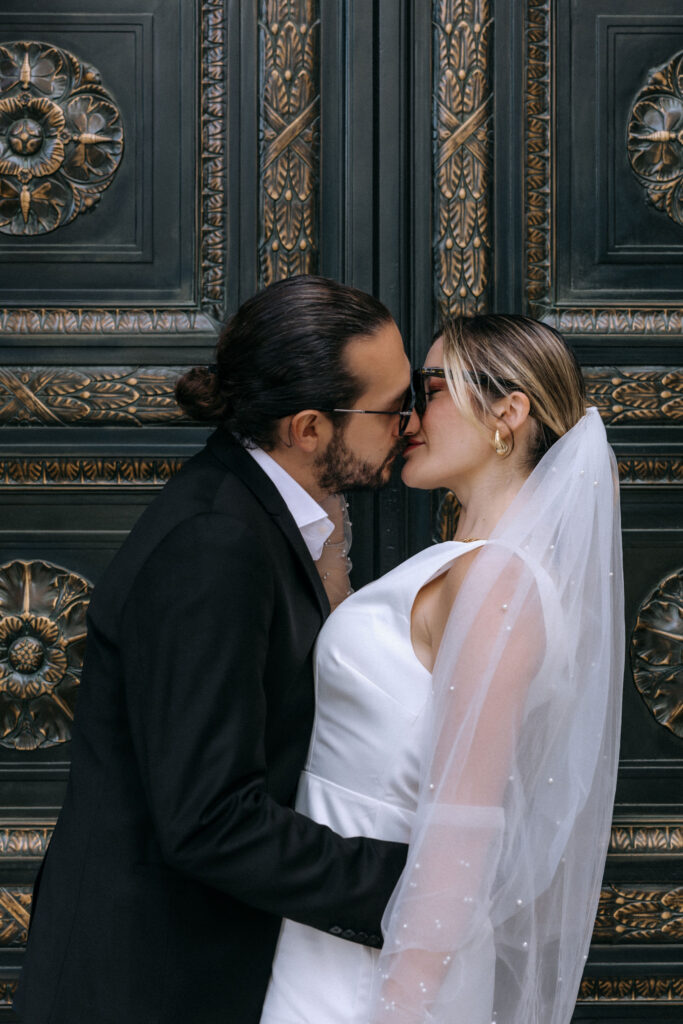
628, 50, 683, 226
0, 561, 91, 750
0, 41, 123, 235
630, 569, 683, 739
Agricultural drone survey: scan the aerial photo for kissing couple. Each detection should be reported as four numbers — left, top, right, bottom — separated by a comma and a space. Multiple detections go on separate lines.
16, 275, 624, 1024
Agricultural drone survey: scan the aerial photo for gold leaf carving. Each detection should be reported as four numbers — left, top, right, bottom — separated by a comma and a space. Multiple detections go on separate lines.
578, 975, 683, 1002
434, 1, 492, 317
0, 0, 226, 330
0, 367, 186, 426
524, 0, 552, 312
0, 886, 31, 946
0, 823, 54, 859
628, 50, 683, 226
0, 561, 92, 750
594, 884, 683, 942
259, 1, 319, 285
610, 822, 683, 853
0, 42, 123, 235
0, 457, 184, 487
631, 569, 683, 738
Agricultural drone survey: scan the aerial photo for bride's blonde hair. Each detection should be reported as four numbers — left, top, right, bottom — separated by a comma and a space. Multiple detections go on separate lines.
440, 314, 586, 466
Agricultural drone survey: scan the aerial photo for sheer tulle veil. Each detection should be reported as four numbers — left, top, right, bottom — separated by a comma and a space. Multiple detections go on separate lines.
370, 406, 624, 1023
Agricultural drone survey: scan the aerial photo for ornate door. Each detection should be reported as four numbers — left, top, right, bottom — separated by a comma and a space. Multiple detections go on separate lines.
0, 1, 681, 1019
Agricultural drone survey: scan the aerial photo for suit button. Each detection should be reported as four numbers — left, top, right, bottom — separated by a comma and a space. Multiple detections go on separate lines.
367, 934, 382, 948
356, 932, 368, 943
341, 928, 355, 940
329, 925, 342, 936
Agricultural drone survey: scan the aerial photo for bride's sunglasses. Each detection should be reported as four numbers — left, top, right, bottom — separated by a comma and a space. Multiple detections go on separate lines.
412, 367, 522, 418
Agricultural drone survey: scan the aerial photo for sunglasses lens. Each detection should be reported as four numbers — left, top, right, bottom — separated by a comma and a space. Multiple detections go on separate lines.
412, 371, 426, 419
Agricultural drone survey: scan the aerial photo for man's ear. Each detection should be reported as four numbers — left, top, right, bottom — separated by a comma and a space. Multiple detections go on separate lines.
282, 410, 332, 454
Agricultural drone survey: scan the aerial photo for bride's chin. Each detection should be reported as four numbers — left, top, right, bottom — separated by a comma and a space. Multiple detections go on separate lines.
400, 461, 430, 490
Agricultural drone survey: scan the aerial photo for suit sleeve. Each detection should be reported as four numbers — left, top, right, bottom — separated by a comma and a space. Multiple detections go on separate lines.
120, 512, 406, 941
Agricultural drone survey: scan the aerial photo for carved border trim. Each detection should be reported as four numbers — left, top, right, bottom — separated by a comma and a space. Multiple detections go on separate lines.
258, 0, 320, 285
0, 366, 680, 426
593, 883, 683, 943
200, 0, 227, 319
0, 457, 185, 486
584, 368, 682, 425
0, 366, 187, 426
0, 824, 54, 859
433, 0, 493, 316
0, 886, 31, 947
523, 2, 683, 332
610, 822, 683, 854
616, 456, 683, 485
0, 0, 226, 335
578, 977, 683, 1003
524, 0, 552, 317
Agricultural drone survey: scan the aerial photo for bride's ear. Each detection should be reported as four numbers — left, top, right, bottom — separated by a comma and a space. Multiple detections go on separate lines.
492, 391, 531, 433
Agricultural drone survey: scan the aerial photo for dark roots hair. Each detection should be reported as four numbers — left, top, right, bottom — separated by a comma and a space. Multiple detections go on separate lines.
176, 275, 394, 449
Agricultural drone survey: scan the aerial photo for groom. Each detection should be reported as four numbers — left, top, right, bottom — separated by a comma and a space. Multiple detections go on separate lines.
15, 276, 413, 1024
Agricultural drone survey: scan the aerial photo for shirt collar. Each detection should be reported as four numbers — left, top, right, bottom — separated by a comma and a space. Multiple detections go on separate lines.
245, 446, 334, 561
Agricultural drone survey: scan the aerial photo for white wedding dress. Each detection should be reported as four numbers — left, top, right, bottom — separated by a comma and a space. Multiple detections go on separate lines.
260, 540, 495, 1024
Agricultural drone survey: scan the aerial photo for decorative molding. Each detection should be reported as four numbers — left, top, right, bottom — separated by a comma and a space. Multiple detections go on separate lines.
523, 2, 683, 332
0, 560, 92, 750
200, 0, 227, 318
0, 456, 185, 486
0, 42, 124, 235
616, 456, 683, 485
0, 885, 31, 947
0, 366, 186, 425
524, 0, 552, 316
433, 0, 493, 316
434, 489, 460, 543
554, 308, 683, 336
578, 976, 683, 1002
631, 568, 683, 739
1, 366, 680, 428
628, 49, 683, 227
0, 980, 17, 1006
610, 822, 683, 854
0, 308, 215, 334
0, 0, 226, 332
594, 884, 683, 942
0, 823, 54, 859
258, 0, 320, 285
584, 368, 682, 424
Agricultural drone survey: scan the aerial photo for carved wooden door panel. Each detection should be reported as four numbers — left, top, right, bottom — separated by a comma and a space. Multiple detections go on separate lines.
0, 1, 681, 1020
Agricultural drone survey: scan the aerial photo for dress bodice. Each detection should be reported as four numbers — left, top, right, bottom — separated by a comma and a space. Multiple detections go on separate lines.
260, 541, 491, 1024
301, 541, 485, 844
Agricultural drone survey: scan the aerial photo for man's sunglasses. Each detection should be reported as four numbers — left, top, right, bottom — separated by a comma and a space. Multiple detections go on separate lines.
321, 379, 416, 436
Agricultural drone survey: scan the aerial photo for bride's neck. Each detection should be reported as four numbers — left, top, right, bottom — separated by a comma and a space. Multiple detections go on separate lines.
451, 465, 529, 541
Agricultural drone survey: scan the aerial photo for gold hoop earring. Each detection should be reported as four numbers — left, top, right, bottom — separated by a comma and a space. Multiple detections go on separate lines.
494, 429, 510, 457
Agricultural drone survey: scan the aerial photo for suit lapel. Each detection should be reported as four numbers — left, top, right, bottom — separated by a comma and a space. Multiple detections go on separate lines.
207, 429, 331, 619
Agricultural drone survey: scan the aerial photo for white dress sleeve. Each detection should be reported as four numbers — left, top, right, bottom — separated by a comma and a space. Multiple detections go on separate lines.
370, 550, 545, 1023
369, 408, 624, 1024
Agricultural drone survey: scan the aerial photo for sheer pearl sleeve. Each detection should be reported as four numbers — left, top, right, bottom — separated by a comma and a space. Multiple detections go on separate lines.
315, 494, 353, 611
370, 552, 545, 1023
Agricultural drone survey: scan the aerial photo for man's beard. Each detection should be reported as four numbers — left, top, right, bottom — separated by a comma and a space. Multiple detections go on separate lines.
314, 425, 405, 492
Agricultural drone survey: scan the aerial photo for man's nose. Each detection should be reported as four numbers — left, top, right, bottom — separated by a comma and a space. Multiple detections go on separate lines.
400, 408, 421, 437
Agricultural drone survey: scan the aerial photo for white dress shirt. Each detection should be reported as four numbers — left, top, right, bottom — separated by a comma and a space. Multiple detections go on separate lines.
246, 446, 334, 561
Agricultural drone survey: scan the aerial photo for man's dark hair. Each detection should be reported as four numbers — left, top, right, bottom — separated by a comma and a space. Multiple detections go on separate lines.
176, 275, 394, 449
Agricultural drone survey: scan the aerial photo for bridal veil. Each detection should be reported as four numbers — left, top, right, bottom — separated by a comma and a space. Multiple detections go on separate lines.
370, 406, 624, 1024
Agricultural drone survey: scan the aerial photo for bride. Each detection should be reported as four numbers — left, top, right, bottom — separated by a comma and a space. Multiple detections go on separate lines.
260, 313, 624, 1024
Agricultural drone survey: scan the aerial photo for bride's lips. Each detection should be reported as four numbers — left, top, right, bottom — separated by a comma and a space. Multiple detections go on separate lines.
403, 441, 424, 456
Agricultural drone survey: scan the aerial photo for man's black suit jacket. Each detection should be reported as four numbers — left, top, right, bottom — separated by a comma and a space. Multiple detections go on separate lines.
14, 428, 406, 1024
